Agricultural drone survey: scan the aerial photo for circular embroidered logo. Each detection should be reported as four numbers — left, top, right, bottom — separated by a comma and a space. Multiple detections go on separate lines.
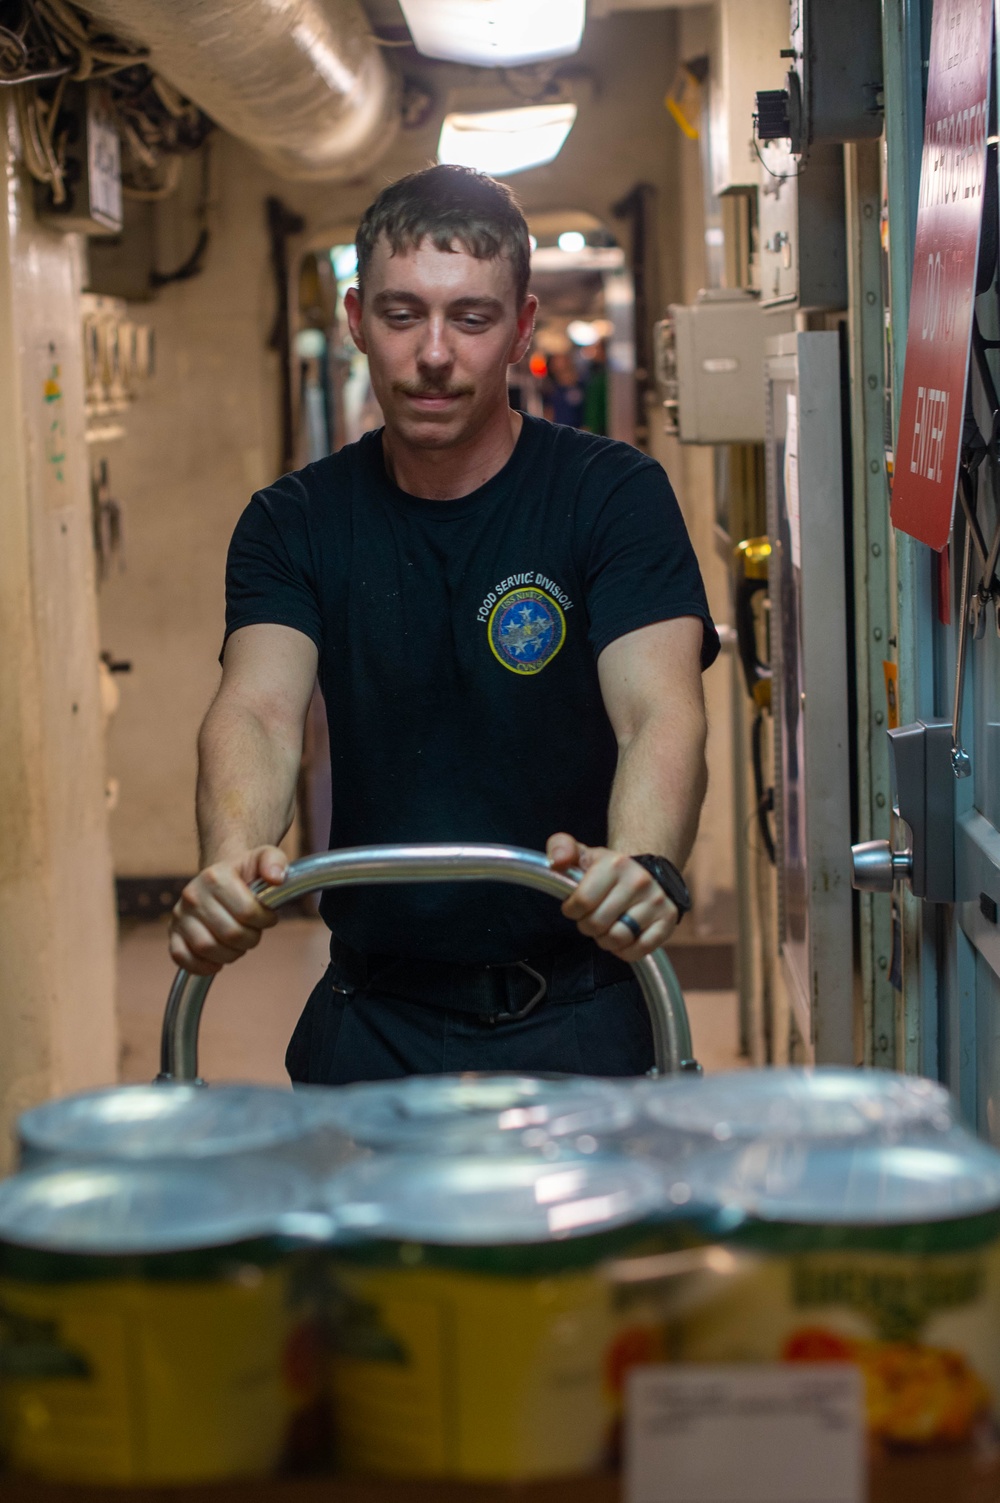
488, 587, 566, 675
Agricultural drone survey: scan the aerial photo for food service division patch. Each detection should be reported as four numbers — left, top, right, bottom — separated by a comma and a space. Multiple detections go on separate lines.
488, 587, 567, 676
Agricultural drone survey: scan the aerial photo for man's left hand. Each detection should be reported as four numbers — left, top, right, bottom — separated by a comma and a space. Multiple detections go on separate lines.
547, 833, 679, 960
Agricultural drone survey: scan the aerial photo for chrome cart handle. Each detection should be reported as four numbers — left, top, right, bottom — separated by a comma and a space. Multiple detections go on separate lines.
159, 844, 700, 1083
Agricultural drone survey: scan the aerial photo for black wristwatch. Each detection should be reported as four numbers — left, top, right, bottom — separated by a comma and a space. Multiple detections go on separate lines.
633, 854, 692, 922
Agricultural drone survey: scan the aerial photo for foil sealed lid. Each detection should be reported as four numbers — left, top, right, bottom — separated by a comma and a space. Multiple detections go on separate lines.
315, 1074, 637, 1153
17, 1084, 340, 1165
639, 1068, 955, 1147
685, 1133, 1000, 1226
0, 1157, 323, 1255
319, 1152, 682, 1244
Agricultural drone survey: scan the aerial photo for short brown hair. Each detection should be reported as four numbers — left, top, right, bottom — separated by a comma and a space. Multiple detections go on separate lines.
355, 164, 531, 307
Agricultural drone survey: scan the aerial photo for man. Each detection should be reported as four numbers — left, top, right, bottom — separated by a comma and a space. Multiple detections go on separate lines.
169, 165, 718, 1083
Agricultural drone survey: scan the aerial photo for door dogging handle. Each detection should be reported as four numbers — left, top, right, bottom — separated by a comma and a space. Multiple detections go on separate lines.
850, 839, 914, 894
158, 844, 699, 1084
850, 719, 956, 903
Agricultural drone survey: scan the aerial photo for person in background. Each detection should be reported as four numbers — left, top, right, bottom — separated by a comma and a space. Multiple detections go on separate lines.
581, 339, 608, 436
542, 348, 585, 427
169, 164, 717, 1085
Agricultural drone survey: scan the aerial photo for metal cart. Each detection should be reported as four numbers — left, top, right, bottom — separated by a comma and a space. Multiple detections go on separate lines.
158, 843, 699, 1083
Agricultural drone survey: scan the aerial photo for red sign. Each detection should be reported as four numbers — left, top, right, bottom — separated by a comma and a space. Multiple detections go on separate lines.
891, 0, 992, 551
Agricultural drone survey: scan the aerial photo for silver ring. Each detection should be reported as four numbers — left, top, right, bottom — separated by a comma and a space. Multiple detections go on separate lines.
618, 912, 642, 941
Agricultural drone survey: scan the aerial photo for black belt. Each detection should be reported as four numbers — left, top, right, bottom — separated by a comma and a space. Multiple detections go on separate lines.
327, 937, 634, 1024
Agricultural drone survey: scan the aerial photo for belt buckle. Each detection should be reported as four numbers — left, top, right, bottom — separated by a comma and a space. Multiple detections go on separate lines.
488, 960, 547, 1025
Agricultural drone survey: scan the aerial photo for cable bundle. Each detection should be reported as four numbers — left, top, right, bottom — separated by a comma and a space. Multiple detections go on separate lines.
0, 0, 211, 203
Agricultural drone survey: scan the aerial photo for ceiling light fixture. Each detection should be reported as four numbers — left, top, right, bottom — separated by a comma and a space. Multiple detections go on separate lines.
399, 0, 586, 68
566, 320, 599, 346
438, 103, 578, 177
557, 230, 586, 253
330, 244, 358, 281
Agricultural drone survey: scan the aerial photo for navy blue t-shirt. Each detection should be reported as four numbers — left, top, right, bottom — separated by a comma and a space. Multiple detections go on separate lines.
224, 414, 719, 964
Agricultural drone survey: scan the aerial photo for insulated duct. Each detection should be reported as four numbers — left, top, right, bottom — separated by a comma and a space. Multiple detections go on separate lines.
74, 0, 400, 181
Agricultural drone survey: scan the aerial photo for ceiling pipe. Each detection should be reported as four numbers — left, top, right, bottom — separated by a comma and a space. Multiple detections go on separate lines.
74, 0, 400, 181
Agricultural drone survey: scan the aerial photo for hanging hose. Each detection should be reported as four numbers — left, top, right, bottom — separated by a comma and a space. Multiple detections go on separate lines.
751, 709, 776, 866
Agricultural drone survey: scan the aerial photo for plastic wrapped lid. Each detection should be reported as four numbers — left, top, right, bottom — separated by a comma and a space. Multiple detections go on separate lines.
319, 1152, 686, 1244
0, 1157, 325, 1255
310, 1074, 637, 1153
685, 1133, 1000, 1225
639, 1068, 956, 1147
17, 1083, 346, 1165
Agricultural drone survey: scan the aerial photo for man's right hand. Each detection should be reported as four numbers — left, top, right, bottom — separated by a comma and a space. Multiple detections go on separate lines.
168, 846, 288, 975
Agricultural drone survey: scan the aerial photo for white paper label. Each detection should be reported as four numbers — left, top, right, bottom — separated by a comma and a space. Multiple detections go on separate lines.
88, 99, 122, 229
625, 1365, 865, 1503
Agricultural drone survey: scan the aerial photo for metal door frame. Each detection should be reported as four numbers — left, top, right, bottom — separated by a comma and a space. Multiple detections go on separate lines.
766, 331, 855, 1062
845, 139, 896, 1069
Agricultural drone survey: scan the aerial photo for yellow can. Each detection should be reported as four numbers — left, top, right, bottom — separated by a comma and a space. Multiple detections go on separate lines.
670, 1212, 1000, 1455
320, 1152, 733, 1481
0, 1157, 331, 1484
329, 1251, 624, 1479
631, 1070, 1000, 1465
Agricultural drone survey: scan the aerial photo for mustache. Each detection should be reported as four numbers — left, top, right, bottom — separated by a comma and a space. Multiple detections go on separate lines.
393, 379, 475, 398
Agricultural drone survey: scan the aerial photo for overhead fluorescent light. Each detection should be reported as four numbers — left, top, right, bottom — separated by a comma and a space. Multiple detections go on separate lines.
330, 244, 358, 280
400, 0, 586, 67
438, 103, 578, 177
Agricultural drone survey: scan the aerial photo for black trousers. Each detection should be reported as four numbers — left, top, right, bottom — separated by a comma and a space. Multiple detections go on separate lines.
285, 942, 655, 1085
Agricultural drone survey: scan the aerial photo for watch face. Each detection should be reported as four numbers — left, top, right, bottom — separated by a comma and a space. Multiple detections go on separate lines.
643, 856, 691, 912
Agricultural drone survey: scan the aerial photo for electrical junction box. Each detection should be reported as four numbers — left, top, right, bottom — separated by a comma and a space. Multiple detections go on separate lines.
655, 289, 794, 444
789, 0, 882, 147
757, 139, 847, 310
35, 83, 123, 237
757, 0, 883, 153
708, 0, 790, 195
